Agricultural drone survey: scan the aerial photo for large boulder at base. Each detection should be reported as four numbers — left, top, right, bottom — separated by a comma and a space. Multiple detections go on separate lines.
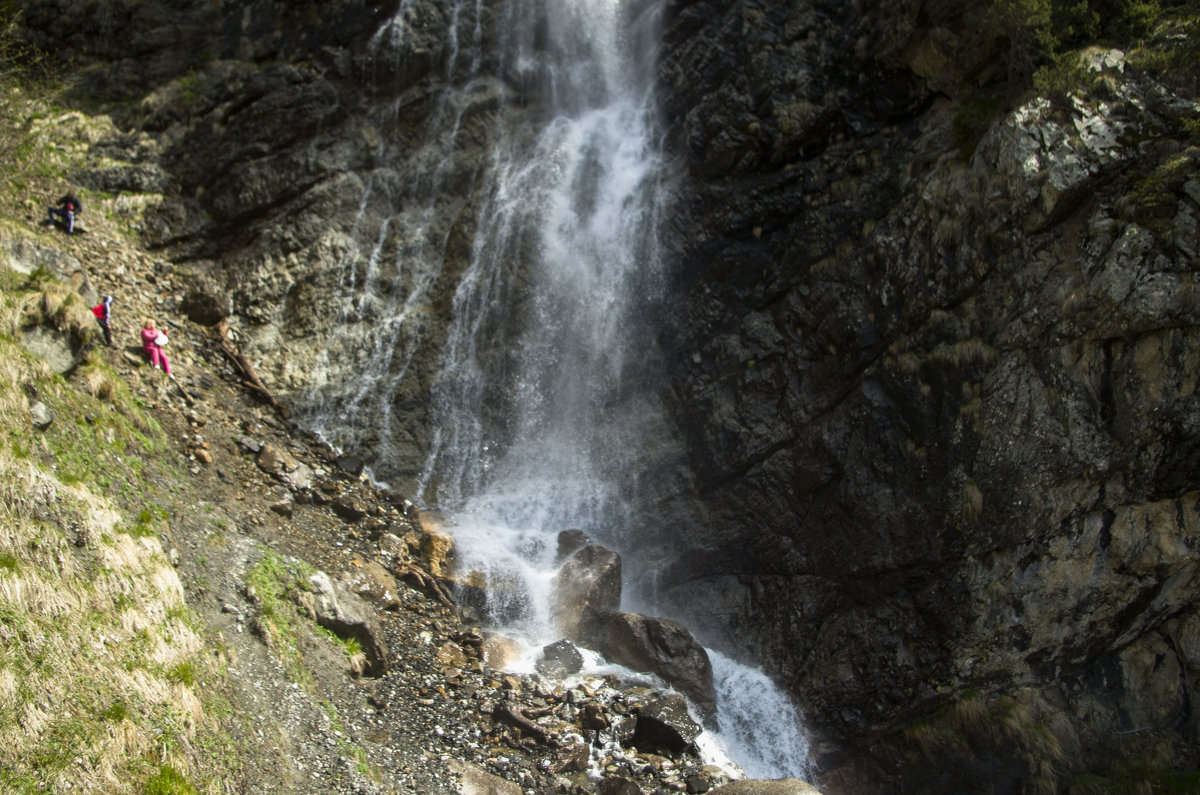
708, 781, 823, 795
306, 570, 388, 677
550, 534, 622, 644
629, 694, 702, 753
600, 611, 717, 719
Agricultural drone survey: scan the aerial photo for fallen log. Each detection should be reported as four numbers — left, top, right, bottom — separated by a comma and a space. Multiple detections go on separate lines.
492, 703, 550, 744
210, 321, 285, 412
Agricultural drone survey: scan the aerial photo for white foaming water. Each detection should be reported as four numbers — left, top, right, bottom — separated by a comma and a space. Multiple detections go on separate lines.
703, 649, 816, 781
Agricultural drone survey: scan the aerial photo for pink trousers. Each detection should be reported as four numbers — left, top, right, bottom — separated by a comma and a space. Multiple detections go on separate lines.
145, 345, 172, 375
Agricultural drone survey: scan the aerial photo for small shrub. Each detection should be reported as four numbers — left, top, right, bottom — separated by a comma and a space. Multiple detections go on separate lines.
144, 764, 198, 795
1033, 49, 1095, 110
99, 700, 130, 722
168, 660, 197, 687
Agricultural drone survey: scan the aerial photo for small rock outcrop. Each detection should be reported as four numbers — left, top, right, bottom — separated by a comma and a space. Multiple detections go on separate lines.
306, 570, 388, 677
535, 638, 585, 680
629, 694, 702, 754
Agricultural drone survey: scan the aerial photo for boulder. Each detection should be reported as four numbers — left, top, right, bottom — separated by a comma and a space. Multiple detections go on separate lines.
21, 327, 78, 375
550, 742, 590, 774
332, 495, 368, 523
436, 641, 469, 669
256, 442, 297, 476
377, 532, 407, 558
536, 639, 585, 680
597, 778, 641, 795
579, 702, 608, 730
279, 461, 314, 492
550, 538, 622, 644
341, 559, 400, 611
629, 694, 701, 753
306, 570, 388, 677
480, 633, 522, 670
255, 443, 314, 491
29, 401, 54, 430
599, 611, 716, 719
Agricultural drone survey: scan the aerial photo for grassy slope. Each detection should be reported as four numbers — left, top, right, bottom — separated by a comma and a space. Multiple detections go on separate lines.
0, 284, 238, 792
0, 62, 268, 795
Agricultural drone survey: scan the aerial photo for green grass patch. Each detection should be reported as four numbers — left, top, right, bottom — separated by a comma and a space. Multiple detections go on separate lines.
144, 764, 199, 795
99, 699, 131, 722
245, 549, 318, 690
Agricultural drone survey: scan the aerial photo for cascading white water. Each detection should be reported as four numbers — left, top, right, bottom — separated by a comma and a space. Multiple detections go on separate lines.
416, 0, 666, 641
702, 650, 816, 781
319, 0, 815, 781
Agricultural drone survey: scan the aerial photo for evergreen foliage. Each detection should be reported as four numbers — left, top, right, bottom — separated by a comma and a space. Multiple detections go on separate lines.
986, 0, 1180, 95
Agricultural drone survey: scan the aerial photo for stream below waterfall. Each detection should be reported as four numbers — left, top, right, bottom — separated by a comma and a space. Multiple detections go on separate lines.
314, 0, 815, 780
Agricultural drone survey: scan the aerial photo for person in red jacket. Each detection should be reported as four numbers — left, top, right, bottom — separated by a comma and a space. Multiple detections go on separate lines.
141, 318, 173, 377
91, 295, 114, 347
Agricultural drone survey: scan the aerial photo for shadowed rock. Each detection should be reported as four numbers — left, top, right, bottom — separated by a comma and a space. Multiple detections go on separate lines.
600, 611, 716, 719
536, 638, 585, 680
341, 558, 400, 611
629, 694, 701, 753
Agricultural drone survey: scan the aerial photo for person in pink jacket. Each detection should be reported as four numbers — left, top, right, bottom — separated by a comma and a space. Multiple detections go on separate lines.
141, 318, 173, 377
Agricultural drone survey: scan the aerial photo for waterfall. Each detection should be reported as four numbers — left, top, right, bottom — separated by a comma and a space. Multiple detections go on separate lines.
703, 650, 816, 781
414, 0, 669, 643
315, 0, 814, 780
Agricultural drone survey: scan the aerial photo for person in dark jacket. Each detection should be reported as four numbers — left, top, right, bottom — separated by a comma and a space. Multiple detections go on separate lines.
46, 191, 83, 234
92, 295, 115, 347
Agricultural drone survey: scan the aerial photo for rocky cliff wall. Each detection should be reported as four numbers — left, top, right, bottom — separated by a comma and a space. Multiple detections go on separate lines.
650, 0, 1200, 790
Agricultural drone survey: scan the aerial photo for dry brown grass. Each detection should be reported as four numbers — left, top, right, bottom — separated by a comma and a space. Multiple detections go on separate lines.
0, 291, 217, 791
0, 454, 212, 792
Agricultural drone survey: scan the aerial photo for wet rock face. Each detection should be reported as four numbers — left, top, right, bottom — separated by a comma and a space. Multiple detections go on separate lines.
551, 536, 623, 643
651, 1, 1200, 787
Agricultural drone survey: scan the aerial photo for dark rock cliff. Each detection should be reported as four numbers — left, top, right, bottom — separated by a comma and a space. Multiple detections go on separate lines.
18, 0, 1200, 791
649, 0, 1200, 790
